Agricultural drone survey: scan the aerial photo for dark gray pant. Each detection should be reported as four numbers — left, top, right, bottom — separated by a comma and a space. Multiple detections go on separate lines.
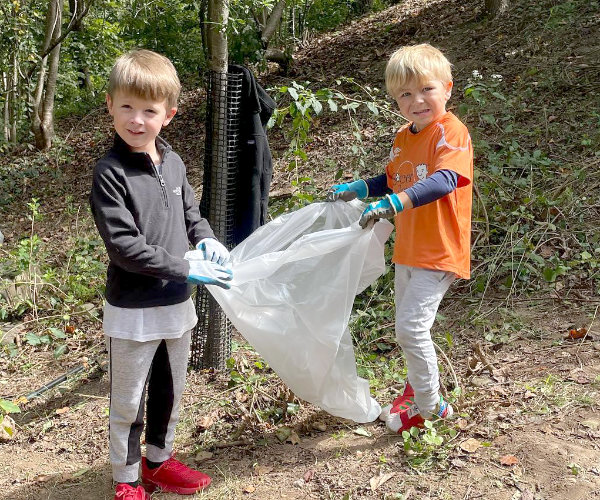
107, 331, 191, 483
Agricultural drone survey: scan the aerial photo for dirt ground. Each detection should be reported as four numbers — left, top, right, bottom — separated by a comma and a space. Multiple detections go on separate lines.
2, 303, 600, 500
1, 0, 599, 498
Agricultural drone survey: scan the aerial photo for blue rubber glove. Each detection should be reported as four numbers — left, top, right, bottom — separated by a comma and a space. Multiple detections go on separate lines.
326, 179, 368, 202
359, 193, 404, 228
186, 259, 233, 289
196, 237, 230, 266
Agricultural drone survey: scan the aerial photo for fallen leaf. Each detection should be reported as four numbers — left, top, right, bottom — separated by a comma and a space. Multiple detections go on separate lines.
353, 426, 372, 437
460, 438, 482, 453
275, 426, 292, 442
65, 325, 75, 334
0, 415, 16, 441
243, 484, 255, 494
569, 369, 591, 384
69, 468, 90, 479
456, 418, 469, 430
303, 469, 315, 482
581, 420, 600, 430
500, 454, 519, 466
34, 474, 53, 483
312, 421, 327, 432
287, 430, 301, 445
566, 327, 588, 339
197, 415, 214, 431
520, 488, 534, 500
195, 451, 213, 461
55, 407, 70, 415
451, 458, 467, 468
369, 472, 395, 491
254, 465, 273, 476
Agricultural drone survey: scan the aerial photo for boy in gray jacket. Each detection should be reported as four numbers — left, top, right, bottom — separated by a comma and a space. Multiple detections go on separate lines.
90, 49, 231, 499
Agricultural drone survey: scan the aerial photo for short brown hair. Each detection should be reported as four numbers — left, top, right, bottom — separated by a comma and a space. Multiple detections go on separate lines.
385, 44, 452, 98
108, 49, 181, 109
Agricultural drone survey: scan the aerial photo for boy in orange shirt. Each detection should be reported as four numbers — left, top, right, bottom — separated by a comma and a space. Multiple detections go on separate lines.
328, 44, 473, 433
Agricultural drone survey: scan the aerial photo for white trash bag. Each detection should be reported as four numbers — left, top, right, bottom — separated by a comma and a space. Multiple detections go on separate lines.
208, 201, 393, 423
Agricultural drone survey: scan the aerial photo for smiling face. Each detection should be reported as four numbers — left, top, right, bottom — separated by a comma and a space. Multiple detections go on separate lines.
106, 91, 176, 160
394, 79, 453, 132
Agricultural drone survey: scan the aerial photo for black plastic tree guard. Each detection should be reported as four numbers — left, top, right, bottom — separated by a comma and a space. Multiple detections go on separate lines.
190, 70, 242, 370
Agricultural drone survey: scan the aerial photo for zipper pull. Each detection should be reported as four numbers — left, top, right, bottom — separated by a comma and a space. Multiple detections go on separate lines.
158, 174, 166, 187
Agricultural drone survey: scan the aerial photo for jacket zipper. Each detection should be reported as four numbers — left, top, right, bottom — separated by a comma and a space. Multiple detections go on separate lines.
147, 153, 169, 208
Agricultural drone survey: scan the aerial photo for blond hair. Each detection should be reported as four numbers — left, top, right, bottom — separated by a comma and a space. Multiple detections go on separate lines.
108, 49, 181, 109
385, 44, 452, 98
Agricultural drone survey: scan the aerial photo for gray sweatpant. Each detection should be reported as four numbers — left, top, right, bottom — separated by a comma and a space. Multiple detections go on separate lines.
107, 331, 191, 483
394, 265, 454, 416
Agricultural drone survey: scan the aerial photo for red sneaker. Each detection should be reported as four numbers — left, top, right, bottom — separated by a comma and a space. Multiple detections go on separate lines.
142, 456, 211, 494
386, 394, 453, 434
386, 394, 425, 433
378, 381, 415, 422
114, 483, 150, 500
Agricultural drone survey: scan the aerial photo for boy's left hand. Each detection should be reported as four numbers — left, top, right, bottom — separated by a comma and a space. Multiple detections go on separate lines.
196, 238, 230, 266
359, 194, 403, 228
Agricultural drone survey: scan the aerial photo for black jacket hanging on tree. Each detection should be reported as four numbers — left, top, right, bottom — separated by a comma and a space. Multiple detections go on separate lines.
229, 64, 276, 246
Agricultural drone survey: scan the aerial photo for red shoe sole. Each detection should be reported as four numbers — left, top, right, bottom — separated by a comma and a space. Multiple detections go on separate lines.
142, 477, 211, 495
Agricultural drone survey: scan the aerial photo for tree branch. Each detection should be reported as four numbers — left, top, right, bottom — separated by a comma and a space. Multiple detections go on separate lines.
26, 0, 94, 81
261, 0, 286, 46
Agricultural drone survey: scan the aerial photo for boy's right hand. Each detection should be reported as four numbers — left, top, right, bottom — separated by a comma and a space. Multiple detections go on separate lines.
326, 179, 368, 202
187, 260, 233, 289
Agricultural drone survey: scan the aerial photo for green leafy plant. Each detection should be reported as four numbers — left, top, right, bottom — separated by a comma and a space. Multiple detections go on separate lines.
268, 79, 395, 216
400, 421, 458, 469
0, 399, 20, 415
0, 398, 20, 440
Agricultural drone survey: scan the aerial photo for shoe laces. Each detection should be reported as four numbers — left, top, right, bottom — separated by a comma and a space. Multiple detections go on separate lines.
160, 457, 199, 480
396, 395, 418, 413
115, 485, 147, 499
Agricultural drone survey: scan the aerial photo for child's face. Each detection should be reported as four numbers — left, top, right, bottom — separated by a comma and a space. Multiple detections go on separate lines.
394, 79, 452, 132
107, 91, 177, 154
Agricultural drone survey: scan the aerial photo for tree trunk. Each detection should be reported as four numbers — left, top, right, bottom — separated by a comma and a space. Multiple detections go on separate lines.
261, 0, 286, 46
207, 0, 228, 74
206, 0, 229, 232
32, 0, 63, 150
29, 0, 92, 149
200, 0, 231, 370
3, 72, 8, 142
198, 0, 209, 61
10, 52, 18, 143
484, 0, 509, 17
206, 0, 229, 238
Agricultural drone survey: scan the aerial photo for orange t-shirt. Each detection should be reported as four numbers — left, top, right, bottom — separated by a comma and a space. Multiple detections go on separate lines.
386, 111, 473, 279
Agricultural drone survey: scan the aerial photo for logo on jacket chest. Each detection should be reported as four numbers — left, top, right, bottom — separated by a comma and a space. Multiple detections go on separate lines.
172, 187, 182, 196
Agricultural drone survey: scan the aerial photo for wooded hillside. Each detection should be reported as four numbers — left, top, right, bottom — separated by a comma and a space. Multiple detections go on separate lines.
0, 0, 599, 498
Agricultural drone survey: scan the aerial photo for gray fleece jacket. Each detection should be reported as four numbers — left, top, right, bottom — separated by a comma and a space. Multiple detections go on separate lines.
90, 134, 214, 307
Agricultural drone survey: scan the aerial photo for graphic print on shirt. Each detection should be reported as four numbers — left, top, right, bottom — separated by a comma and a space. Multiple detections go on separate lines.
435, 122, 471, 152
389, 146, 401, 162
172, 186, 182, 196
391, 160, 415, 189
416, 164, 428, 181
